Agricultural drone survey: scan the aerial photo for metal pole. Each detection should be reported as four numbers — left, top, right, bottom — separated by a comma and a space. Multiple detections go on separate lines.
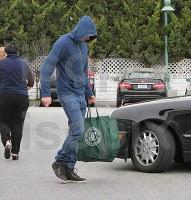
164, 11, 171, 91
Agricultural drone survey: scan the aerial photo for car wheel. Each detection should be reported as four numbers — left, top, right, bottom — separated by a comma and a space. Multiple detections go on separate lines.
116, 96, 122, 107
185, 89, 187, 95
131, 122, 175, 172
39, 101, 44, 107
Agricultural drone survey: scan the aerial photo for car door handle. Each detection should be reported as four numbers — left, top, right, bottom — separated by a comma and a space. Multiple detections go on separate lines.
159, 108, 174, 116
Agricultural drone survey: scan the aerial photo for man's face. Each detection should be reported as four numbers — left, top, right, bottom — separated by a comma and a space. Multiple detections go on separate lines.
80, 35, 97, 43
80, 36, 90, 42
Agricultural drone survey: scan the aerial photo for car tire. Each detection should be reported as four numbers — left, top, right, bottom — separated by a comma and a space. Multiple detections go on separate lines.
185, 89, 187, 95
116, 96, 122, 107
131, 122, 175, 173
39, 102, 44, 107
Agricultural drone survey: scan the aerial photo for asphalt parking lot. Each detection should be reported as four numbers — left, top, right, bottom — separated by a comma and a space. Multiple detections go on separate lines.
0, 107, 191, 200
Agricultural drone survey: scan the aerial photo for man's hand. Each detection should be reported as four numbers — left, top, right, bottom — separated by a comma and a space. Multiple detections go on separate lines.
88, 96, 96, 105
41, 97, 52, 107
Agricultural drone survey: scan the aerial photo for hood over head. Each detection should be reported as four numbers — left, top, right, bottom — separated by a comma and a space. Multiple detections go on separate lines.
70, 16, 97, 42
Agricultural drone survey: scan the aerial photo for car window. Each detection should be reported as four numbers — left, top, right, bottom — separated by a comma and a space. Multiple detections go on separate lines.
128, 72, 155, 78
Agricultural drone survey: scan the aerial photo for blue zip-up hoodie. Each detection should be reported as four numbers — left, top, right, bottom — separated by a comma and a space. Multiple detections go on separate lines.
40, 16, 97, 98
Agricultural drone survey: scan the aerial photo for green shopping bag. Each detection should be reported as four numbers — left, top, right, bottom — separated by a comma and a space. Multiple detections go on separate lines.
78, 107, 120, 162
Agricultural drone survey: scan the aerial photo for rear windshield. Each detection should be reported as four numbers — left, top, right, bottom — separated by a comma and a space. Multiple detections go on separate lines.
128, 72, 155, 78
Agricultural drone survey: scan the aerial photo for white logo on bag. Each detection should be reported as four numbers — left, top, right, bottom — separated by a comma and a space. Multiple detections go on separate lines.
84, 127, 102, 146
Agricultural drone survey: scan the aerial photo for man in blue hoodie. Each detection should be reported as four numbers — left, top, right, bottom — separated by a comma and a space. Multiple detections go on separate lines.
40, 16, 97, 183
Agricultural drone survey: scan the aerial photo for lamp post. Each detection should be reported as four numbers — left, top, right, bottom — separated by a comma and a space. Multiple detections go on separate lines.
161, 0, 174, 92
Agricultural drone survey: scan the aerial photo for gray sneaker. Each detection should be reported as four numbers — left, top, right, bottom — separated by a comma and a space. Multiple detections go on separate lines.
65, 168, 87, 183
52, 161, 67, 182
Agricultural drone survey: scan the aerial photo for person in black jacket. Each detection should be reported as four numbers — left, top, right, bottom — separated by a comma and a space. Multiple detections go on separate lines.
0, 43, 34, 160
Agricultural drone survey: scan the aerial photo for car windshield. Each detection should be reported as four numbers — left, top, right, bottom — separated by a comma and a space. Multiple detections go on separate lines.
128, 71, 155, 78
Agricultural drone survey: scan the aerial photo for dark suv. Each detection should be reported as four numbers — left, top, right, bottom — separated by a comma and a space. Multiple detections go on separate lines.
40, 69, 96, 106
116, 70, 167, 107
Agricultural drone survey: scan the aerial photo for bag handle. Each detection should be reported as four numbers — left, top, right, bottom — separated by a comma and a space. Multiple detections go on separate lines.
86, 105, 100, 118
86, 106, 91, 118
86, 106, 111, 132
95, 106, 100, 118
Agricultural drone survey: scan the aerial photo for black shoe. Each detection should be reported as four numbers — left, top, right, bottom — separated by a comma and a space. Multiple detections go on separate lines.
4, 140, 11, 159
52, 161, 67, 182
12, 154, 19, 160
65, 168, 87, 183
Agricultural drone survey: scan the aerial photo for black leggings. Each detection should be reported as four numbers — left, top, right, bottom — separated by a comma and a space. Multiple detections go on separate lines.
0, 92, 29, 154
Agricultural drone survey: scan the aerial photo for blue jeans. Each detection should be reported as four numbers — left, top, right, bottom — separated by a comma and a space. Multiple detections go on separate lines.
55, 94, 87, 169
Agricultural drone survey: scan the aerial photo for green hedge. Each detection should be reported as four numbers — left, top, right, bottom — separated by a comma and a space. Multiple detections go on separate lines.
0, 0, 190, 65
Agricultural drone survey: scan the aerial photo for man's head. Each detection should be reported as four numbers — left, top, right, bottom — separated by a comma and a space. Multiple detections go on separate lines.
4, 43, 19, 55
70, 16, 97, 42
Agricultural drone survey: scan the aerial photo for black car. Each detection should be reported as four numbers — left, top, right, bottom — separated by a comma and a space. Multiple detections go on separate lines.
111, 96, 191, 172
116, 70, 167, 107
